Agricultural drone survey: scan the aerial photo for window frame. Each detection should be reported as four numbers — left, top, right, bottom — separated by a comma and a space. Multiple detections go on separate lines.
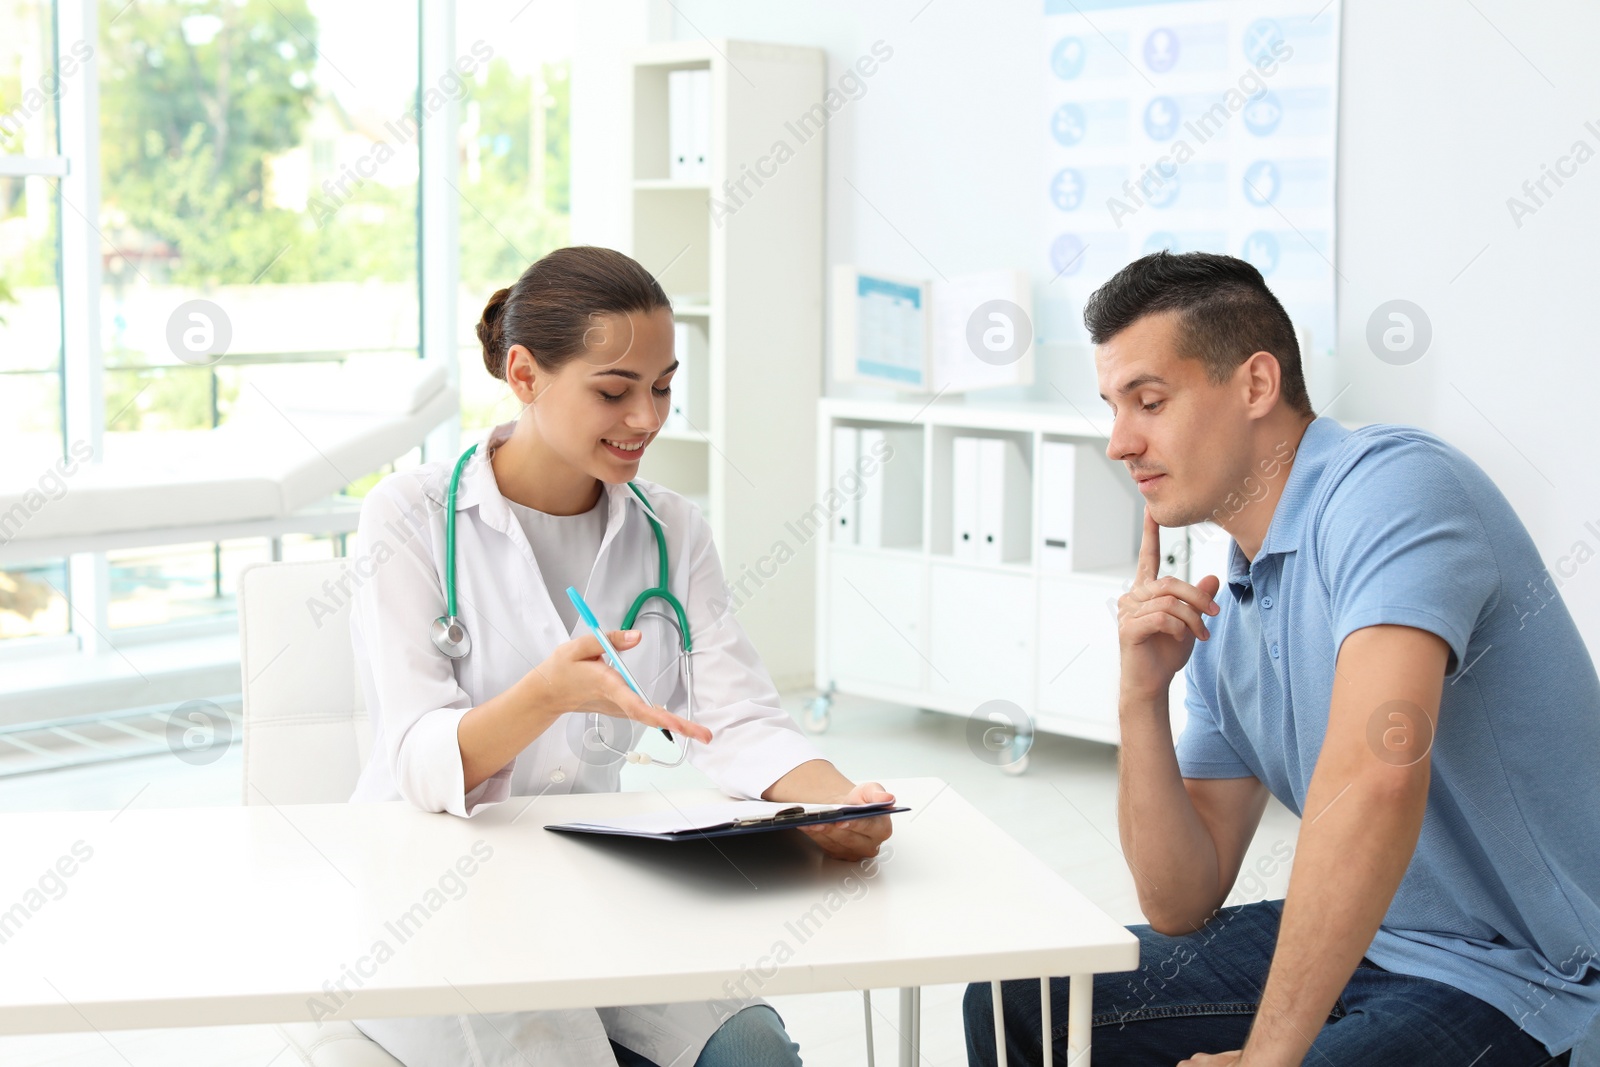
14, 0, 459, 660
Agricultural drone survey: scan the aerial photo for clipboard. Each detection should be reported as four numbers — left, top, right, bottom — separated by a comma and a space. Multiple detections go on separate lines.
544, 799, 909, 842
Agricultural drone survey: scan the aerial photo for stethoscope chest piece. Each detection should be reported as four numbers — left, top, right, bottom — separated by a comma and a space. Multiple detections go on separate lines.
431, 614, 471, 659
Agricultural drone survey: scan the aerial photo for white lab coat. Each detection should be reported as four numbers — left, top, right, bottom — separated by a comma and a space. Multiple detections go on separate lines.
346, 419, 823, 1067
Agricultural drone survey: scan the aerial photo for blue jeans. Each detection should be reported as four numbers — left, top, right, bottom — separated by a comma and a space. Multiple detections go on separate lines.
964, 899, 1570, 1066
611, 1005, 801, 1067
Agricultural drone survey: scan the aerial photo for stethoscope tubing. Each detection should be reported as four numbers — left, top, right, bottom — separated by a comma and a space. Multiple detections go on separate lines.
432, 442, 698, 766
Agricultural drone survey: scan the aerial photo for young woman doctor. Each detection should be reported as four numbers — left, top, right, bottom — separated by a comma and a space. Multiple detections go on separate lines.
346, 246, 893, 1067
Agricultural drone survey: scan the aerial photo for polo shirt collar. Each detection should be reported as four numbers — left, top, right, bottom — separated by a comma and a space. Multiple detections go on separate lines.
1257, 416, 1351, 558
1226, 538, 1254, 594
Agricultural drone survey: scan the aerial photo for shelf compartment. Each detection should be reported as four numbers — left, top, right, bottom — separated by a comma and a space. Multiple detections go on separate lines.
631, 187, 711, 297
630, 60, 711, 183
827, 420, 924, 552
929, 425, 1033, 565
636, 436, 709, 501
1038, 434, 1142, 578
662, 318, 710, 439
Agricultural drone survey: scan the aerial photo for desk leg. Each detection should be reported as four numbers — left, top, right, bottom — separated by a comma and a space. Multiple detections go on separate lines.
990, 981, 1007, 1066
863, 990, 876, 1067
898, 986, 920, 1067
1067, 973, 1091, 1065
1040, 977, 1052, 1067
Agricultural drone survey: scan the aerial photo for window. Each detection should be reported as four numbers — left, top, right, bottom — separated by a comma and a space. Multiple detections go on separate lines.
1, 0, 576, 654
455, 0, 573, 434
94, 0, 421, 630
1, 0, 70, 642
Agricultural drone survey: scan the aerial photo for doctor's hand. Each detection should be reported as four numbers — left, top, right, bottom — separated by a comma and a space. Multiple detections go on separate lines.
798, 780, 895, 862
532, 630, 711, 744
1117, 507, 1221, 699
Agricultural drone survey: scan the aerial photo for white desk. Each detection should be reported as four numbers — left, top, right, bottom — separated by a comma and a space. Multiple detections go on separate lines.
0, 777, 1138, 1064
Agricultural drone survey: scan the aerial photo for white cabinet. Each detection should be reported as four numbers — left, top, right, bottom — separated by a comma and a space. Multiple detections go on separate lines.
827, 549, 926, 692
928, 563, 1034, 708
1036, 575, 1123, 742
814, 398, 1204, 751
626, 40, 824, 691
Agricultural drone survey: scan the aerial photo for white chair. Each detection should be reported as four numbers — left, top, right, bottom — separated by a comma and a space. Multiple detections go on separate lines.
239, 558, 406, 1067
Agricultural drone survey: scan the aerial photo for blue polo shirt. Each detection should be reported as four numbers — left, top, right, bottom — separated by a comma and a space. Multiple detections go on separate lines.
1177, 416, 1600, 1060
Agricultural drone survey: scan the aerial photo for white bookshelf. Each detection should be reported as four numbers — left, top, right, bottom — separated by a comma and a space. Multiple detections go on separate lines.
812, 398, 1228, 767
623, 40, 825, 689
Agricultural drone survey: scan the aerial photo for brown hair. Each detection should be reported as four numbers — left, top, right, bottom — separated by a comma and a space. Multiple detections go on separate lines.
475, 246, 671, 379
1084, 250, 1314, 418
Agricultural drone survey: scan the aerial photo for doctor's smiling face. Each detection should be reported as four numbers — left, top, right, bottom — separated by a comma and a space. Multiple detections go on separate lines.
510, 306, 677, 481
476, 246, 677, 514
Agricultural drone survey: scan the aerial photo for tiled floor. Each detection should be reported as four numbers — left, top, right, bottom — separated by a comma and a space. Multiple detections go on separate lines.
0, 691, 1301, 1066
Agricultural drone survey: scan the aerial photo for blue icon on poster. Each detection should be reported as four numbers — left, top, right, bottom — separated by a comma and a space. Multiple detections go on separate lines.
1050, 168, 1086, 211
1242, 231, 1280, 274
1050, 233, 1088, 275
1242, 161, 1279, 205
1052, 36, 1087, 80
1143, 96, 1181, 141
1051, 103, 1087, 147
1140, 169, 1180, 208
1243, 19, 1285, 67
1144, 28, 1179, 72
1242, 92, 1282, 136
1142, 232, 1179, 255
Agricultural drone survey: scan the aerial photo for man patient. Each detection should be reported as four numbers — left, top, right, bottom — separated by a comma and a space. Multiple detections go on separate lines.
966, 251, 1597, 1067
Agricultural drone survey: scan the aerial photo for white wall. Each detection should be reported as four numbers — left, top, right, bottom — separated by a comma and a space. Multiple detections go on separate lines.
571, 0, 1600, 652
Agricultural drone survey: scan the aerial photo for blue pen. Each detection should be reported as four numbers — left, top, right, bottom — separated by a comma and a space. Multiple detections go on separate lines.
565, 585, 672, 740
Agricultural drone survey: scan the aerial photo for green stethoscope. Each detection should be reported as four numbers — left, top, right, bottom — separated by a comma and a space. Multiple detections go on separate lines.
430, 442, 697, 766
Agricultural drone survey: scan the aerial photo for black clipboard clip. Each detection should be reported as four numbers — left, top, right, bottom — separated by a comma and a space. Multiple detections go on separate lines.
731, 804, 811, 829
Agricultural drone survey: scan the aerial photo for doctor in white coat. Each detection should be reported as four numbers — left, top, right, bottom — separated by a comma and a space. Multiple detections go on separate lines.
346, 246, 893, 1067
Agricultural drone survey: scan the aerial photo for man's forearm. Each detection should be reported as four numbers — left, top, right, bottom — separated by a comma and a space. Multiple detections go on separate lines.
1117, 683, 1225, 933
1245, 624, 1443, 1065
1243, 763, 1428, 1064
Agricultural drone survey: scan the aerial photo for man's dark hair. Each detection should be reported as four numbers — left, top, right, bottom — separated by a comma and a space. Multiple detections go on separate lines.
1083, 250, 1314, 418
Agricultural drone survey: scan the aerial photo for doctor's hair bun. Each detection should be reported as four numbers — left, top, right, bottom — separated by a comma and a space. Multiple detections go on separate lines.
477, 246, 671, 380
476, 286, 513, 369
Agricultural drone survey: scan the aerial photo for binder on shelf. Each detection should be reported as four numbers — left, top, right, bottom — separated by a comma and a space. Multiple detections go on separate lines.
665, 320, 693, 432
976, 437, 1029, 565
667, 69, 693, 180
1068, 444, 1145, 575
832, 426, 861, 544
857, 427, 923, 550
952, 435, 979, 560
1040, 440, 1076, 573
666, 68, 710, 182
688, 67, 710, 181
